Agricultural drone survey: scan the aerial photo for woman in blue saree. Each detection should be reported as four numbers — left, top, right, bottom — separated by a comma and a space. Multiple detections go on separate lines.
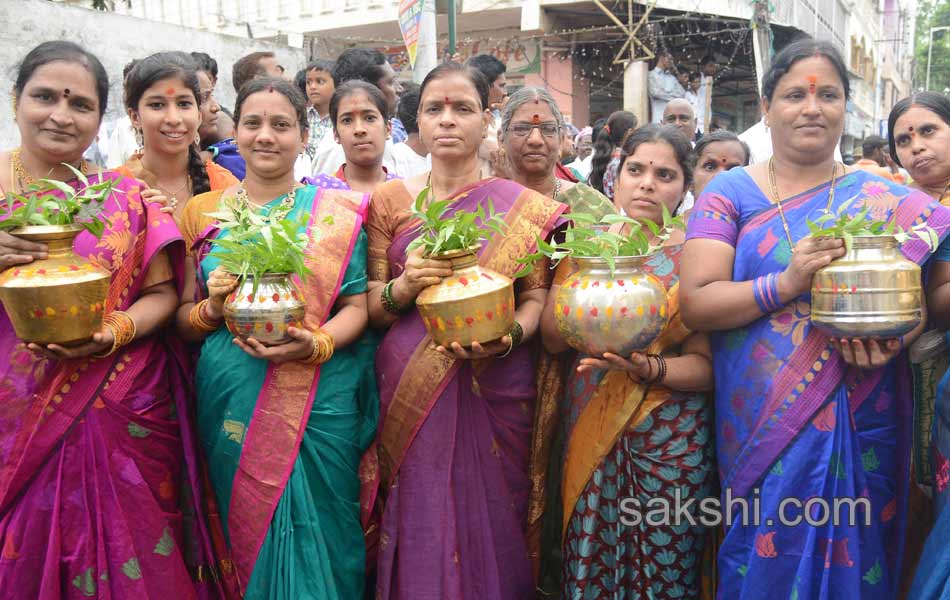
681, 39, 950, 599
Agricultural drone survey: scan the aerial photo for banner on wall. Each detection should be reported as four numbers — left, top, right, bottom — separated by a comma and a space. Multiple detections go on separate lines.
398, 0, 424, 68
379, 36, 542, 76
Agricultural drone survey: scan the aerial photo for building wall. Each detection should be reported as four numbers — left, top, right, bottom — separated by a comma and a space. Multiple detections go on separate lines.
524, 52, 591, 127
7, 0, 305, 147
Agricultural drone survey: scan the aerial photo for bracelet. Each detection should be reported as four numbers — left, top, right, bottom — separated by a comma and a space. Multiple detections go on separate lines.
649, 354, 668, 384
303, 329, 335, 365
381, 279, 409, 315
189, 299, 221, 333
94, 311, 137, 358
626, 354, 667, 385
752, 272, 783, 314
498, 321, 524, 358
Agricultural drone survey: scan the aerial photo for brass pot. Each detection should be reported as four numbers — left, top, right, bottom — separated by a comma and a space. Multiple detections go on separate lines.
416, 247, 515, 347
223, 273, 306, 346
0, 224, 111, 346
811, 235, 921, 338
555, 255, 668, 356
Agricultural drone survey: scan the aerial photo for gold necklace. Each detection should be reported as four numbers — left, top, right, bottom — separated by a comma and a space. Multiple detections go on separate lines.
235, 181, 301, 222
155, 175, 191, 207
10, 148, 88, 193
767, 157, 840, 247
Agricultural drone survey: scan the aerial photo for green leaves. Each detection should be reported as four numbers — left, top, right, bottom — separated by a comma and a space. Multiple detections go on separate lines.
405, 186, 508, 256
517, 208, 685, 277
207, 195, 313, 293
807, 203, 942, 253
1, 165, 115, 238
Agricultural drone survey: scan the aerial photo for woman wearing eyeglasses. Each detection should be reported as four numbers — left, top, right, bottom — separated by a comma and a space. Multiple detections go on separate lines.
499, 87, 615, 219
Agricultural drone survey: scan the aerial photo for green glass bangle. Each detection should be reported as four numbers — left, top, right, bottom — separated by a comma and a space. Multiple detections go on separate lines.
381, 279, 408, 315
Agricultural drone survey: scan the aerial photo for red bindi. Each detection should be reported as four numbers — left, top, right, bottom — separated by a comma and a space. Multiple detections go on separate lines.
268, 85, 275, 93
534, 98, 540, 104
165, 87, 177, 97
444, 96, 451, 105
531, 114, 541, 124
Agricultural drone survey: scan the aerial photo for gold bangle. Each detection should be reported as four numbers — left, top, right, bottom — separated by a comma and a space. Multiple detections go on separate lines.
189, 299, 220, 333
303, 329, 335, 365
94, 311, 136, 358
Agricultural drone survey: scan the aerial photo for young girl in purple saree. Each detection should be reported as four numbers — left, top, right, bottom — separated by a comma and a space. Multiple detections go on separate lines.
0, 42, 218, 598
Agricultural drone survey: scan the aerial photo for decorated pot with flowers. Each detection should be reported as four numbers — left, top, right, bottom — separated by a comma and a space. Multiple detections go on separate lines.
208, 190, 311, 346
555, 254, 668, 356
0, 167, 114, 345
416, 247, 514, 347
408, 187, 515, 347
223, 273, 306, 345
520, 210, 682, 356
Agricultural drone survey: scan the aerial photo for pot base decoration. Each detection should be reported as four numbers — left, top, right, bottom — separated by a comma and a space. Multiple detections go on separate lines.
811, 235, 921, 339
416, 248, 515, 348
223, 273, 306, 346
0, 225, 111, 346
555, 255, 668, 357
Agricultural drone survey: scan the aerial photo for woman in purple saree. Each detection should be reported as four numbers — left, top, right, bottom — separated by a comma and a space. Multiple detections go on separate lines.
681, 39, 950, 599
0, 42, 218, 598
361, 62, 566, 599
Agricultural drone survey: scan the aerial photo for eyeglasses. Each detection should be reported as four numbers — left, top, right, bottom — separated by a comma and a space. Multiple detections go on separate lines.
509, 122, 560, 138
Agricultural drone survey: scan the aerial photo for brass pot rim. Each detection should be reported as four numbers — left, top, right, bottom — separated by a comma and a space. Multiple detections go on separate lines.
571, 253, 653, 265
831, 233, 899, 245
426, 246, 480, 260
9, 223, 85, 240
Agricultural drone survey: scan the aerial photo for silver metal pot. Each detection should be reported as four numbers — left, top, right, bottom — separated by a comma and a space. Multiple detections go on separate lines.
555, 255, 668, 356
811, 235, 921, 338
223, 273, 306, 345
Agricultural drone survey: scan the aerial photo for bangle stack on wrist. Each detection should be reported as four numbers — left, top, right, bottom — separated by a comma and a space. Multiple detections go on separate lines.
499, 321, 524, 358
629, 353, 668, 385
753, 272, 783, 314
189, 299, 221, 333
303, 329, 335, 365
381, 279, 409, 315
646, 353, 667, 384
94, 311, 136, 358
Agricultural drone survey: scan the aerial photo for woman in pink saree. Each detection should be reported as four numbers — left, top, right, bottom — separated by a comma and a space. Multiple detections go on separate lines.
361, 62, 567, 599
0, 42, 218, 598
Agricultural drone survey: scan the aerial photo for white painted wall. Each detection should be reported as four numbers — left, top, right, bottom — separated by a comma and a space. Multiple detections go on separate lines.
1, 0, 306, 148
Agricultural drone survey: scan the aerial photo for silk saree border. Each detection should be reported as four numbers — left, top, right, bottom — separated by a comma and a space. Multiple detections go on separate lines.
225, 189, 368, 588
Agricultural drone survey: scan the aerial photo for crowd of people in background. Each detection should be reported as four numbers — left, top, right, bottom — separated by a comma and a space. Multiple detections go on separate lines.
1, 31, 950, 600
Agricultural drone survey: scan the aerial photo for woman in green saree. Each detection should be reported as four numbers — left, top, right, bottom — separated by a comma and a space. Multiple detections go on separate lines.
175, 77, 376, 599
